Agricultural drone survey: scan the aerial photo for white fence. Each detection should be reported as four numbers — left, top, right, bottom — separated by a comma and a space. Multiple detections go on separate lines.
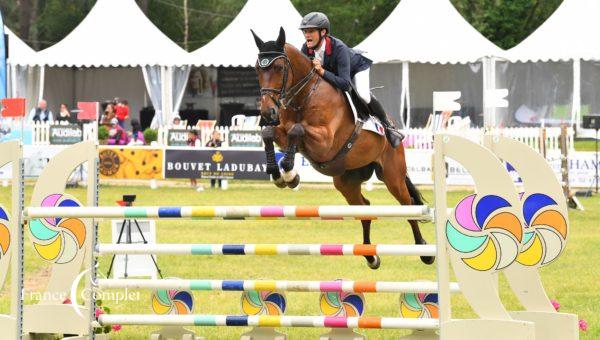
0, 121, 97, 146
404, 127, 575, 153
0, 119, 574, 153
156, 125, 262, 147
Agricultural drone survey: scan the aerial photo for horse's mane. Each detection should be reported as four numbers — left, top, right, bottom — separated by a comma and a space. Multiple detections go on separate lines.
284, 43, 311, 65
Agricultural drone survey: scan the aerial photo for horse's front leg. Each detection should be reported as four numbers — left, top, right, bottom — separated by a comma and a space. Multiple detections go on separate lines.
262, 125, 286, 188
280, 123, 304, 188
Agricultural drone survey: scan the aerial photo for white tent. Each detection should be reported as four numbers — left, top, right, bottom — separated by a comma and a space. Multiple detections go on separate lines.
5, 26, 36, 64
500, 0, 600, 129
18, 0, 191, 127
3, 26, 43, 113
355, 0, 503, 127
190, 0, 304, 67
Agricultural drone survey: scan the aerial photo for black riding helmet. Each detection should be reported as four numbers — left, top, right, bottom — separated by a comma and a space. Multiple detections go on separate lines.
299, 12, 330, 33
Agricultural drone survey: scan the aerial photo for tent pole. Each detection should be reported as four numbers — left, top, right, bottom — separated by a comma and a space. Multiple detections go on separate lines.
402, 61, 410, 128
572, 58, 581, 129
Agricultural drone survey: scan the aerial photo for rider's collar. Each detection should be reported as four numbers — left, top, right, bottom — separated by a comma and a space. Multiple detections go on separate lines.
257, 51, 286, 69
307, 37, 332, 57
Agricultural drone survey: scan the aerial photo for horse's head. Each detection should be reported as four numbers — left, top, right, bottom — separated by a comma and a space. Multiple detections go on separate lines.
252, 27, 290, 123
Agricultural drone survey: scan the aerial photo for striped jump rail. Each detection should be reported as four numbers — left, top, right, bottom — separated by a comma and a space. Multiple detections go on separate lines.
97, 279, 460, 294
23, 205, 432, 220
96, 244, 437, 257
98, 314, 439, 330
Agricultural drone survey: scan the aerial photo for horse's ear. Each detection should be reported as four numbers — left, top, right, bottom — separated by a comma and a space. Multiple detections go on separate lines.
276, 27, 286, 48
251, 29, 264, 49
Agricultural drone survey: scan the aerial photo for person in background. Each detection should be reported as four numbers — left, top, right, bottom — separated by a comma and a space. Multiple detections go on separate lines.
187, 130, 202, 189
172, 115, 182, 127
27, 99, 54, 123
115, 99, 129, 128
101, 103, 116, 125
107, 118, 128, 145
206, 130, 222, 189
128, 119, 145, 145
57, 104, 71, 123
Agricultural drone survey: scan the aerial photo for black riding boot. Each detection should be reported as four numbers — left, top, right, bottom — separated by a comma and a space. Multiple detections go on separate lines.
368, 97, 404, 148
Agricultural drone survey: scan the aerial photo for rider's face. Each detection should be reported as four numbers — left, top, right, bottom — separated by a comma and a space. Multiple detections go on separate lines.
303, 28, 324, 49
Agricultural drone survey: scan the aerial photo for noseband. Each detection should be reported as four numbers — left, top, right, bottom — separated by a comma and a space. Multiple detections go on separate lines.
257, 51, 317, 113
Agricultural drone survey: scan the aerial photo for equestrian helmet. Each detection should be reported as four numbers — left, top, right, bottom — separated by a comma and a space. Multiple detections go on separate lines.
299, 12, 330, 32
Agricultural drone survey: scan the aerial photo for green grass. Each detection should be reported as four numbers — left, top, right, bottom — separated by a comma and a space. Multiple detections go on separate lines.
574, 140, 598, 152
1, 183, 598, 339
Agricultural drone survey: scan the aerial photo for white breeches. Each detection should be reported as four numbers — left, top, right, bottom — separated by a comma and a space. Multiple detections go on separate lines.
353, 68, 371, 104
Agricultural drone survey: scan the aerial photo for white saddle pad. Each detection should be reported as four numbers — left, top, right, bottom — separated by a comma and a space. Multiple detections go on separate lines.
344, 92, 385, 136
363, 116, 385, 136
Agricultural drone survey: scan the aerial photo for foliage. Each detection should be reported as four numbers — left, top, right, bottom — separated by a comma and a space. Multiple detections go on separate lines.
143, 128, 158, 144
0, 0, 563, 51
450, 0, 563, 49
94, 300, 121, 334
97, 125, 109, 141
292, 0, 399, 47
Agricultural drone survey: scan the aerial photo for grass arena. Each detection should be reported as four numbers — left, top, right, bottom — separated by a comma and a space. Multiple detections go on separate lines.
0, 135, 597, 340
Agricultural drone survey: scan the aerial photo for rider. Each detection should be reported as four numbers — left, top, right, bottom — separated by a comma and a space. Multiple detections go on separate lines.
299, 12, 403, 148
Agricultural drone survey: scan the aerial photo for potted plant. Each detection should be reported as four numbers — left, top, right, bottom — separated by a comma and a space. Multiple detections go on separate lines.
143, 128, 158, 145
98, 125, 109, 144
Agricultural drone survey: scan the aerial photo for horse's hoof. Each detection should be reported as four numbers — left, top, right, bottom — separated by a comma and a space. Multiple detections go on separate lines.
367, 255, 380, 269
274, 177, 287, 188
418, 238, 435, 265
420, 255, 435, 265
286, 174, 300, 188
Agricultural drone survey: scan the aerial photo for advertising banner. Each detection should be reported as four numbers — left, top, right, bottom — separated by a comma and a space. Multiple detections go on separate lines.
165, 148, 268, 180
99, 147, 164, 179
167, 129, 189, 146
49, 124, 83, 144
228, 130, 262, 147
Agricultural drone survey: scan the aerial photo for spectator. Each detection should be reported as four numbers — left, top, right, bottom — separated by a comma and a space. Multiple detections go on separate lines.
115, 99, 129, 128
57, 104, 71, 123
28, 99, 54, 123
101, 103, 116, 125
187, 130, 201, 189
107, 118, 128, 145
205, 130, 222, 189
128, 119, 145, 145
172, 115, 183, 127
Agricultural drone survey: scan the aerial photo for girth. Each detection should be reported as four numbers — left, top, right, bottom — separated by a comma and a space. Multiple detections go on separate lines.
304, 121, 364, 177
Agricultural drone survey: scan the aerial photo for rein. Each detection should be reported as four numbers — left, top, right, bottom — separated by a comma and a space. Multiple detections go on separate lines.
258, 51, 318, 112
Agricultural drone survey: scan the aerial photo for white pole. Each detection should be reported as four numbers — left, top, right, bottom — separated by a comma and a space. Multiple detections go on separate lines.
23, 205, 432, 220
433, 133, 451, 325
571, 58, 581, 128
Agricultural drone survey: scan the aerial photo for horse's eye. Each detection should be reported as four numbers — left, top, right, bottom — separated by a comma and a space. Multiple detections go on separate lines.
274, 65, 283, 72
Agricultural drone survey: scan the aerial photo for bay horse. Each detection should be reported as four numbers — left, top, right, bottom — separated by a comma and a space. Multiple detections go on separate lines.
252, 28, 433, 268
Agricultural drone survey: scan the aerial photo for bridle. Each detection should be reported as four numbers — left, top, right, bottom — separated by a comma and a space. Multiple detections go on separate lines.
257, 51, 318, 114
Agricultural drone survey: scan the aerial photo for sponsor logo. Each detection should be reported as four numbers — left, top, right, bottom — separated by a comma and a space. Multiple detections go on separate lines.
99, 150, 120, 176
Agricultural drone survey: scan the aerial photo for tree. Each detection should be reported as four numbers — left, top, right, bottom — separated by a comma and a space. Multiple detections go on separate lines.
451, 0, 563, 49
292, 0, 399, 47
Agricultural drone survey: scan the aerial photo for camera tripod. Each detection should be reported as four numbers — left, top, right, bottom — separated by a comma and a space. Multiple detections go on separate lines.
106, 200, 163, 279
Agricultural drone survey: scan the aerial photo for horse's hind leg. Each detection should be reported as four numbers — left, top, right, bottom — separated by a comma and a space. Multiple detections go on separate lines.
333, 174, 380, 269
380, 149, 435, 265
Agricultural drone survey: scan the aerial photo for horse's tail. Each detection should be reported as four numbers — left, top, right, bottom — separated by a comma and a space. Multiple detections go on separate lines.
405, 176, 426, 205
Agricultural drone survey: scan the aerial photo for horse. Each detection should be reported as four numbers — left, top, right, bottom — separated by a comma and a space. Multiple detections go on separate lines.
252, 28, 433, 268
